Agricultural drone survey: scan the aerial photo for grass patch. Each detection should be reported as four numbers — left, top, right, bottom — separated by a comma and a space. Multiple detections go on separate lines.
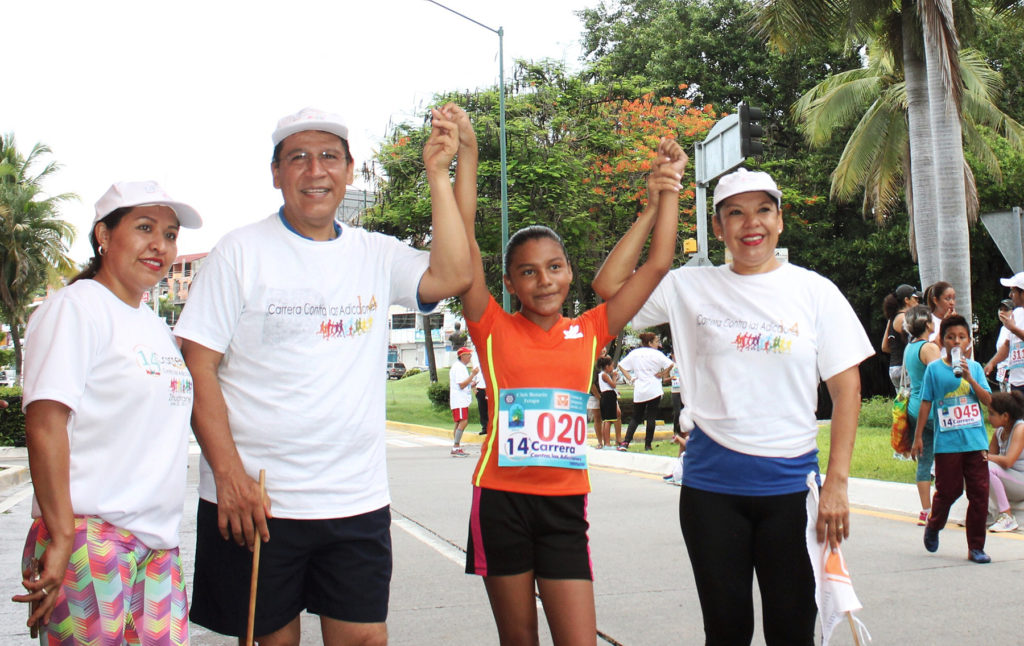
384, 369, 485, 431
385, 381, 925, 484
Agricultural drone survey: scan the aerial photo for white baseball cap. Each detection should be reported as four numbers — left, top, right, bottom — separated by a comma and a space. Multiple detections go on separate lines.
712, 168, 782, 211
1000, 272, 1024, 290
272, 107, 349, 146
93, 181, 202, 228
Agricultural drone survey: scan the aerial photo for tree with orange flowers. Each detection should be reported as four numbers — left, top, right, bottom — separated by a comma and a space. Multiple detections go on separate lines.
367, 61, 716, 313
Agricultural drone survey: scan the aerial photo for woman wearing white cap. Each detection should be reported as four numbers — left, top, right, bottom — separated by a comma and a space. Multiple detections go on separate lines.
13, 181, 201, 645
595, 167, 873, 645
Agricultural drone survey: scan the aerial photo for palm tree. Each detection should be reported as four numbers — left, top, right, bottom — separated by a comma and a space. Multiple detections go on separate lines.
791, 44, 1024, 229
755, 0, 1023, 321
0, 134, 77, 378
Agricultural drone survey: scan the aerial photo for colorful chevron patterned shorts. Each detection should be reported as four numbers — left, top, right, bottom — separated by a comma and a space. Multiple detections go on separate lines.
22, 516, 188, 646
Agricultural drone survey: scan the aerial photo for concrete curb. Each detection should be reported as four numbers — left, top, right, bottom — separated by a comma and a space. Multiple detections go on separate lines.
0, 465, 29, 492
385, 420, 972, 520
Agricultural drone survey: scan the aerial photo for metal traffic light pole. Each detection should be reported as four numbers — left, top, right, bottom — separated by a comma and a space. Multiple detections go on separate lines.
687, 103, 764, 267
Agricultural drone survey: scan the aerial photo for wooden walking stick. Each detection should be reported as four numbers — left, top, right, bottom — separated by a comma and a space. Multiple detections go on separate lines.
245, 469, 266, 646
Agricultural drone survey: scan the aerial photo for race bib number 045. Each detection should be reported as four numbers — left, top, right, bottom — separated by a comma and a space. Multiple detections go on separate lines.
936, 396, 982, 432
498, 388, 589, 469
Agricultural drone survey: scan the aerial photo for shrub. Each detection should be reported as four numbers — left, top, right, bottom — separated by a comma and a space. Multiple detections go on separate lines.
427, 381, 449, 410
859, 395, 892, 428
403, 367, 422, 378
0, 388, 25, 447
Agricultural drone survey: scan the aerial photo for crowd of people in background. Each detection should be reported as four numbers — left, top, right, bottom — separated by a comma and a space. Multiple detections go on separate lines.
880, 271, 1024, 566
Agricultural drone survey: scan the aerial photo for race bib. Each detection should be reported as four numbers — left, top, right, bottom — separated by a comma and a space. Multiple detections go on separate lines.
936, 396, 982, 432
1009, 339, 1024, 372
497, 388, 589, 469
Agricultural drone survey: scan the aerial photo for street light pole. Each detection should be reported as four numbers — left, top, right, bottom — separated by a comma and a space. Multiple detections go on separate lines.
423, 0, 510, 310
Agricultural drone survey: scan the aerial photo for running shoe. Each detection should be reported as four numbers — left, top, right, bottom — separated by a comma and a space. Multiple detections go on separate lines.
917, 510, 928, 526
617, 443, 628, 452
450, 448, 470, 457
989, 512, 1019, 533
968, 549, 992, 564
923, 527, 939, 552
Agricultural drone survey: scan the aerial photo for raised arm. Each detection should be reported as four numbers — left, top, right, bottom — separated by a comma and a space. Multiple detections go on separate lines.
592, 138, 685, 302
181, 340, 270, 548
443, 103, 490, 323
603, 137, 688, 334
418, 108, 473, 304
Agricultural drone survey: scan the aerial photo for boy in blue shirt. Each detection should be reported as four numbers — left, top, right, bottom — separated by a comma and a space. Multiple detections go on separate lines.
915, 315, 993, 563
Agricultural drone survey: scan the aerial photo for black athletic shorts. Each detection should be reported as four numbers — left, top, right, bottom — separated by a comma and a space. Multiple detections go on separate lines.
465, 486, 591, 580
189, 499, 392, 637
599, 390, 618, 420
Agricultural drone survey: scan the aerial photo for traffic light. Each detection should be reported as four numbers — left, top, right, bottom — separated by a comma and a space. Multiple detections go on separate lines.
738, 104, 764, 157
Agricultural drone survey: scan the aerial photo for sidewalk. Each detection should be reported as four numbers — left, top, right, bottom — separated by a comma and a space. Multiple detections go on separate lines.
0, 422, 968, 522
387, 420, 969, 521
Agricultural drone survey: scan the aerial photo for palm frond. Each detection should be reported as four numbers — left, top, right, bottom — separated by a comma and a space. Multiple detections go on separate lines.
751, 0, 852, 51
830, 95, 905, 204
794, 70, 887, 147
961, 118, 1002, 181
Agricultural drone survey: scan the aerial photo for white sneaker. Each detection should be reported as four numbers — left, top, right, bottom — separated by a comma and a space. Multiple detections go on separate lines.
989, 512, 1019, 533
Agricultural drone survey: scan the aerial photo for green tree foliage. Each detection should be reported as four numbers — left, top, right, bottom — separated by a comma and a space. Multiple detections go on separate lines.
0, 134, 76, 377
578, 0, 862, 152
366, 60, 717, 313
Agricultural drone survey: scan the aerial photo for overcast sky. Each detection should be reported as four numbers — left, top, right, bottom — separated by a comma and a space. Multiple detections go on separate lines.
4, 0, 594, 260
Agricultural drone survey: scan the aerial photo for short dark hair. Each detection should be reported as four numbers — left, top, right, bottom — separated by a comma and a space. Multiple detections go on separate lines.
272, 133, 353, 166
598, 356, 612, 370
938, 314, 969, 341
504, 225, 569, 276
639, 332, 657, 346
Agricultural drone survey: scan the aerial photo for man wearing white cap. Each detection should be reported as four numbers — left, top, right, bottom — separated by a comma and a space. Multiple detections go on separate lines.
984, 272, 1024, 393
175, 107, 470, 644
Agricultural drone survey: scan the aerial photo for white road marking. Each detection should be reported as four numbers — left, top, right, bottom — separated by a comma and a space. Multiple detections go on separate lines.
392, 517, 465, 566
0, 483, 34, 514
387, 439, 420, 447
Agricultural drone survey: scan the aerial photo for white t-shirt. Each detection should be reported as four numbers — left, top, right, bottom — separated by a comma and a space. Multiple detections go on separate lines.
633, 263, 873, 457
928, 313, 942, 343
23, 280, 192, 549
1002, 308, 1024, 386
471, 351, 486, 389
619, 346, 673, 402
174, 214, 430, 519
449, 360, 473, 409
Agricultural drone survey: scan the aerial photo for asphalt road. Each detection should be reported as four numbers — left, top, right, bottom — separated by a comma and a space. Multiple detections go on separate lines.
1, 429, 1023, 644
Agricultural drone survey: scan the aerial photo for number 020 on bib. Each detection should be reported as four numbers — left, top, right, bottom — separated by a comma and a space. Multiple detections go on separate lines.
497, 388, 589, 469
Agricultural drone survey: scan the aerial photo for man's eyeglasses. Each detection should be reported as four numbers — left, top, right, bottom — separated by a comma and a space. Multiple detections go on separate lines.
283, 150, 346, 169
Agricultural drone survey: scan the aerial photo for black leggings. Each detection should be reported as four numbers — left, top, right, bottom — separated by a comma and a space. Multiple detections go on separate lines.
679, 486, 816, 645
623, 396, 660, 448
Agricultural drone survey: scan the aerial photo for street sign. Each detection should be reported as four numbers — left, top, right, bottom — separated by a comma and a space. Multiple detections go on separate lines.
981, 207, 1024, 274
696, 114, 743, 185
